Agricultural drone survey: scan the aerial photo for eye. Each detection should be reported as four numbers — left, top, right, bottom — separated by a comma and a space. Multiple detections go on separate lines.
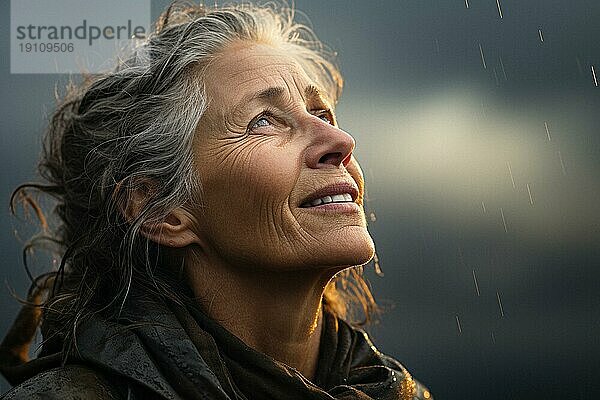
252, 117, 271, 129
314, 110, 335, 125
248, 109, 277, 133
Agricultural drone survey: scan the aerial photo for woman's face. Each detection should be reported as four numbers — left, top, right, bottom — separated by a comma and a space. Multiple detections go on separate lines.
191, 41, 375, 272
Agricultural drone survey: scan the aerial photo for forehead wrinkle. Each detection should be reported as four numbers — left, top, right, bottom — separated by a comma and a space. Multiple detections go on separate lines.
211, 49, 328, 119
224, 62, 301, 80
229, 71, 307, 116
214, 74, 291, 114
228, 84, 288, 115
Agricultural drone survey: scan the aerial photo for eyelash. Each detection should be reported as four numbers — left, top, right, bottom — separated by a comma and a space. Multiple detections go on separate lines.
313, 110, 335, 125
247, 107, 279, 132
247, 108, 335, 133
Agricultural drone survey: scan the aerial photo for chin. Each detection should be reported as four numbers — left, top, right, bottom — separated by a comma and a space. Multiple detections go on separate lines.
319, 226, 375, 268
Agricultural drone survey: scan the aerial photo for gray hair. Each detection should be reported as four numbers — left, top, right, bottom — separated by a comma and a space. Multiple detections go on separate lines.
12, 1, 376, 356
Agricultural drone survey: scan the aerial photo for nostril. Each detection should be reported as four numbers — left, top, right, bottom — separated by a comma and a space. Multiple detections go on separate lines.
318, 152, 343, 166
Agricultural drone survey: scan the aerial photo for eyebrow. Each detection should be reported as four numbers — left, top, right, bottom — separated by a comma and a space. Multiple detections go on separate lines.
233, 84, 330, 112
303, 84, 326, 102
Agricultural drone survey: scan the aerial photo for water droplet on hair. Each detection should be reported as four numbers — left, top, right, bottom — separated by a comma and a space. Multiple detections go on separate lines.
373, 253, 384, 277
369, 211, 377, 222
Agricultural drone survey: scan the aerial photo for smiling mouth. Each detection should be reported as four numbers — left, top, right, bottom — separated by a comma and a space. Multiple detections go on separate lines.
299, 181, 360, 208
300, 193, 354, 207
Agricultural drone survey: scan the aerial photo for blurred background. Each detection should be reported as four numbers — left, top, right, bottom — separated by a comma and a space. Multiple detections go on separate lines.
1, 0, 598, 398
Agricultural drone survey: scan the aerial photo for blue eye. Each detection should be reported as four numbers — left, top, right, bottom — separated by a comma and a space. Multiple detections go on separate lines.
317, 112, 334, 125
252, 117, 271, 129
319, 115, 332, 124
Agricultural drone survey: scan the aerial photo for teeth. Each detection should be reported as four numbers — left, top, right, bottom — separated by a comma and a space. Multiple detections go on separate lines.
304, 192, 354, 207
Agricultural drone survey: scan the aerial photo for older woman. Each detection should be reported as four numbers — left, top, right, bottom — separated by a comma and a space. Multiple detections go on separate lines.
1, 3, 431, 399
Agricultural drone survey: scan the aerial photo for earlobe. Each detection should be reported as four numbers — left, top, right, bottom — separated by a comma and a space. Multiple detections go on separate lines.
141, 208, 203, 248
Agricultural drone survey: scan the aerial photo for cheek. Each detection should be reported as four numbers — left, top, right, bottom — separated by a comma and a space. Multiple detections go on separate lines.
345, 156, 366, 205
230, 138, 301, 209
196, 138, 303, 254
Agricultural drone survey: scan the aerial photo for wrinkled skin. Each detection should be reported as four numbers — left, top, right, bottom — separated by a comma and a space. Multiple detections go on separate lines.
190, 41, 375, 272
142, 40, 379, 380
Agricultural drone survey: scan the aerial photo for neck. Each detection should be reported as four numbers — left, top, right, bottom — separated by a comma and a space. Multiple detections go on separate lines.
185, 249, 338, 380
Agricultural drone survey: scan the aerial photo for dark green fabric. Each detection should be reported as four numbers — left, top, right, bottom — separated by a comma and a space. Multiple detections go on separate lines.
1, 291, 432, 400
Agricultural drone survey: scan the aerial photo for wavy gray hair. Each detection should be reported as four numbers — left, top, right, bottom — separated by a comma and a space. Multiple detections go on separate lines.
11, 1, 377, 357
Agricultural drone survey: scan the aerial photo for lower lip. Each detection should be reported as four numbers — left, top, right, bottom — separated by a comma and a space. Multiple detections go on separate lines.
300, 202, 360, 213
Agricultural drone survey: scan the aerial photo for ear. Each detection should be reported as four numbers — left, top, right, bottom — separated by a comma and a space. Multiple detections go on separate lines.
118, 180, 203, 248
142, 207, 202, 248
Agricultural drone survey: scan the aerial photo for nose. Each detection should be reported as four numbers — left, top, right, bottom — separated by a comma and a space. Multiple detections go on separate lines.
304, 119, 356, 169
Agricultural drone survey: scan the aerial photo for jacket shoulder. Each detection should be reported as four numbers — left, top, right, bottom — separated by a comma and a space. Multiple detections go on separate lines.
2, 365, 122, 400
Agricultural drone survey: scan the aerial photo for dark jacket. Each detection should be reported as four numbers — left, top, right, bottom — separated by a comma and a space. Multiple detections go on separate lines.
1, 291, 433, 400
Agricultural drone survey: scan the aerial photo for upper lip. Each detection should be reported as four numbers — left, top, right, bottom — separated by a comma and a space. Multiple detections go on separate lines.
299, 181, 359, 207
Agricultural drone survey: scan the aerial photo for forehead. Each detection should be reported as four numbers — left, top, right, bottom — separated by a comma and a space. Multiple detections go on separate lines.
203, 41, 317, 109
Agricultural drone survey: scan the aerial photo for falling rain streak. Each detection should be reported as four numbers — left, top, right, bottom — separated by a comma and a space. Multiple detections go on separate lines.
557, 150, 567, 175
472, 269, 481, 296
499, 56, 508, 80
496, 0, 503, 18
526, 183, 534, 205
496, 291, 505, 317
452, 2, 597, 392
478, 43, 487, 69
500, 208, 508, 232
506, 161, 516, 189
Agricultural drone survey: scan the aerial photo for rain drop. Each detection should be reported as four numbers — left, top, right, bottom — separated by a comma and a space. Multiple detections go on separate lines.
496, 291, 505, 317
369, 212, 377, 222
472, 269, 481, 296
496, 0, 503, 18
557, 150, 567, 176
526, 183, 534, 206
506, 161, 516, 189
500, 208, 508, 233
478, 43, 487, 69
544, 121, 551, 141
373, 252, 384, 277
